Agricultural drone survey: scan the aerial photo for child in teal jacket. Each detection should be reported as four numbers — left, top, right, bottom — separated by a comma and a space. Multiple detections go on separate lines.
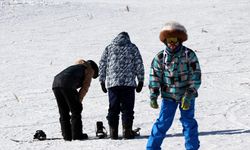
147, 21, 201, 150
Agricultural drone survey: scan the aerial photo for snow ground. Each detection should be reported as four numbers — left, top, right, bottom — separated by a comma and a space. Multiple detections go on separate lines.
0, 0, 250, 149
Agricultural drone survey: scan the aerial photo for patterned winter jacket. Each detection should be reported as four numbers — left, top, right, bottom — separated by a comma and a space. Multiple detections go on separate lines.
99, 32, 145, 88
149, 45, 201, 102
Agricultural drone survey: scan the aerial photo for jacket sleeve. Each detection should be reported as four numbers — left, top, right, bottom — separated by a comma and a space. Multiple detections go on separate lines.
99, 47, 108, 83
134, 46, 145, 82
79, 69, 93, 102
186, 50, 201, 97
149, 55, 162, 100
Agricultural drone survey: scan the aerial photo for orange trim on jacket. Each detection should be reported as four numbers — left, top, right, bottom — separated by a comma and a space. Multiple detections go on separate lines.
76, 59, 94, 102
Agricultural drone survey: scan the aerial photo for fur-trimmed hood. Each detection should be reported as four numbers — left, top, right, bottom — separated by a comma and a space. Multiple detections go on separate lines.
159, 21, 188, 43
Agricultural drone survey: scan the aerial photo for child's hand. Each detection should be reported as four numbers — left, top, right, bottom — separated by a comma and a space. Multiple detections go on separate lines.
150, 99, 159, 109
181, 96, 191, 110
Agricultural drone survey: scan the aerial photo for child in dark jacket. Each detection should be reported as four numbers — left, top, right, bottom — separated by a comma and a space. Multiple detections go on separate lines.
52, 59, 98, 141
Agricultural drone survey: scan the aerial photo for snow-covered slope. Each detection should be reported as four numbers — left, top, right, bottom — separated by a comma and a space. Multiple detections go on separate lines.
0, 0, 250, 149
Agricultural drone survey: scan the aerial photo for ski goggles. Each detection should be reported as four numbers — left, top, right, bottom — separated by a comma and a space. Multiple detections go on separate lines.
166, 37, 178, 44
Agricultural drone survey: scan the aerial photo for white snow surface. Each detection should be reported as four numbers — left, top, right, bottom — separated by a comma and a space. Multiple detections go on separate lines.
1, 0, 250, 149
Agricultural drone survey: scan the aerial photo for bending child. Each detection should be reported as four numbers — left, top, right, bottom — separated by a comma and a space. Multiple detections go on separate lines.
52, 59, 98, 141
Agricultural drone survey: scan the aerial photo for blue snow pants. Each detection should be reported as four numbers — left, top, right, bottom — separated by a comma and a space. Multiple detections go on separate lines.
146, 99, 200, 150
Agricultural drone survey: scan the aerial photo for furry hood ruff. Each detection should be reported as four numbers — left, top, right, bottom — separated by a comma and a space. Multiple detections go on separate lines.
159, 21, 188, 43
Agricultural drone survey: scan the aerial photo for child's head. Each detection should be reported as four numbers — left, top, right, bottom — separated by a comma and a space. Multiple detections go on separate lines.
75, 59, 99, 79
86, 60, 99, 79
159, 21, 188, 44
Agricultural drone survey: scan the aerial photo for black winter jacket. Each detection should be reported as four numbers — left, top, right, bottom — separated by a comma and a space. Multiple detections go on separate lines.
52, 64, 86, 89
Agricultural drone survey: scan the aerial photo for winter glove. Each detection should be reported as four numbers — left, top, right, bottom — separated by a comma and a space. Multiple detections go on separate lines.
136, 81, 143, 93
150, 99, 159, 109
101, 82, 107, 93
181, 88, 197, 110
181, 96, 191, 110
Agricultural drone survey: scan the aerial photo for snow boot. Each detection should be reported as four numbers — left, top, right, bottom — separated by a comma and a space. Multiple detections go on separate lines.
122, 123, 135, 139
109, 125, 118, 139
96, 121, 107, 139
71, 112, 87, 140
60, 121, 72, 141
72, 133, 88, 140
107, 117, 119, 139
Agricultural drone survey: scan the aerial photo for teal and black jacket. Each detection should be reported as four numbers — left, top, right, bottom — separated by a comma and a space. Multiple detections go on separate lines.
149, 45, 201, 102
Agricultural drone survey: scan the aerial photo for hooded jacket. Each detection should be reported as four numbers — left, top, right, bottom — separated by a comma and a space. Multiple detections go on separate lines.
99, 32, 144, 88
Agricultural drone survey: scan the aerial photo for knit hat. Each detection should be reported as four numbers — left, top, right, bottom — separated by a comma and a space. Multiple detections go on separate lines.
75, 59, 99, 79
87, 60, 99, 79
159, 21, 188, 43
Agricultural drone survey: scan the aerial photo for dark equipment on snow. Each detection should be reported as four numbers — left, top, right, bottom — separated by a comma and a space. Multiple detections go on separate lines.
33, 130, 47, 140
132, 127, 141, 136
96, 121, 107, 139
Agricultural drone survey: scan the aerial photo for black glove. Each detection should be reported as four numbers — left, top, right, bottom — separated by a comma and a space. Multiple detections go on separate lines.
101, 82, 107, 93
185, 88, 198, 98
136, 81, 143, 93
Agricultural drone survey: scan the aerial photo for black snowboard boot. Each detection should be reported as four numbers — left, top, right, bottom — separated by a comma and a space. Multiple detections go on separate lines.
60, 120, 72, 141
72, 133, 88, 140
71, 113, 88, 140
122, 123, 135, 139
96, 121, 107, 139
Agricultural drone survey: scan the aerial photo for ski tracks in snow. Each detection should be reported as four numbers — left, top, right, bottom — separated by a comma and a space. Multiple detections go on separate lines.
224, 98, 250, 129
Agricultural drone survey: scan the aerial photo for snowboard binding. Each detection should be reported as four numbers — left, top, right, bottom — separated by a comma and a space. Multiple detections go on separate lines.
96, 121, 107, 139
33, 130, 46, 140
132, 127, 141, 136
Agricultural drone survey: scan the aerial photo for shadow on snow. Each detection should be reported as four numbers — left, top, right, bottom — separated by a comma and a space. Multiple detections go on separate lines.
136, 129, 250, 139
